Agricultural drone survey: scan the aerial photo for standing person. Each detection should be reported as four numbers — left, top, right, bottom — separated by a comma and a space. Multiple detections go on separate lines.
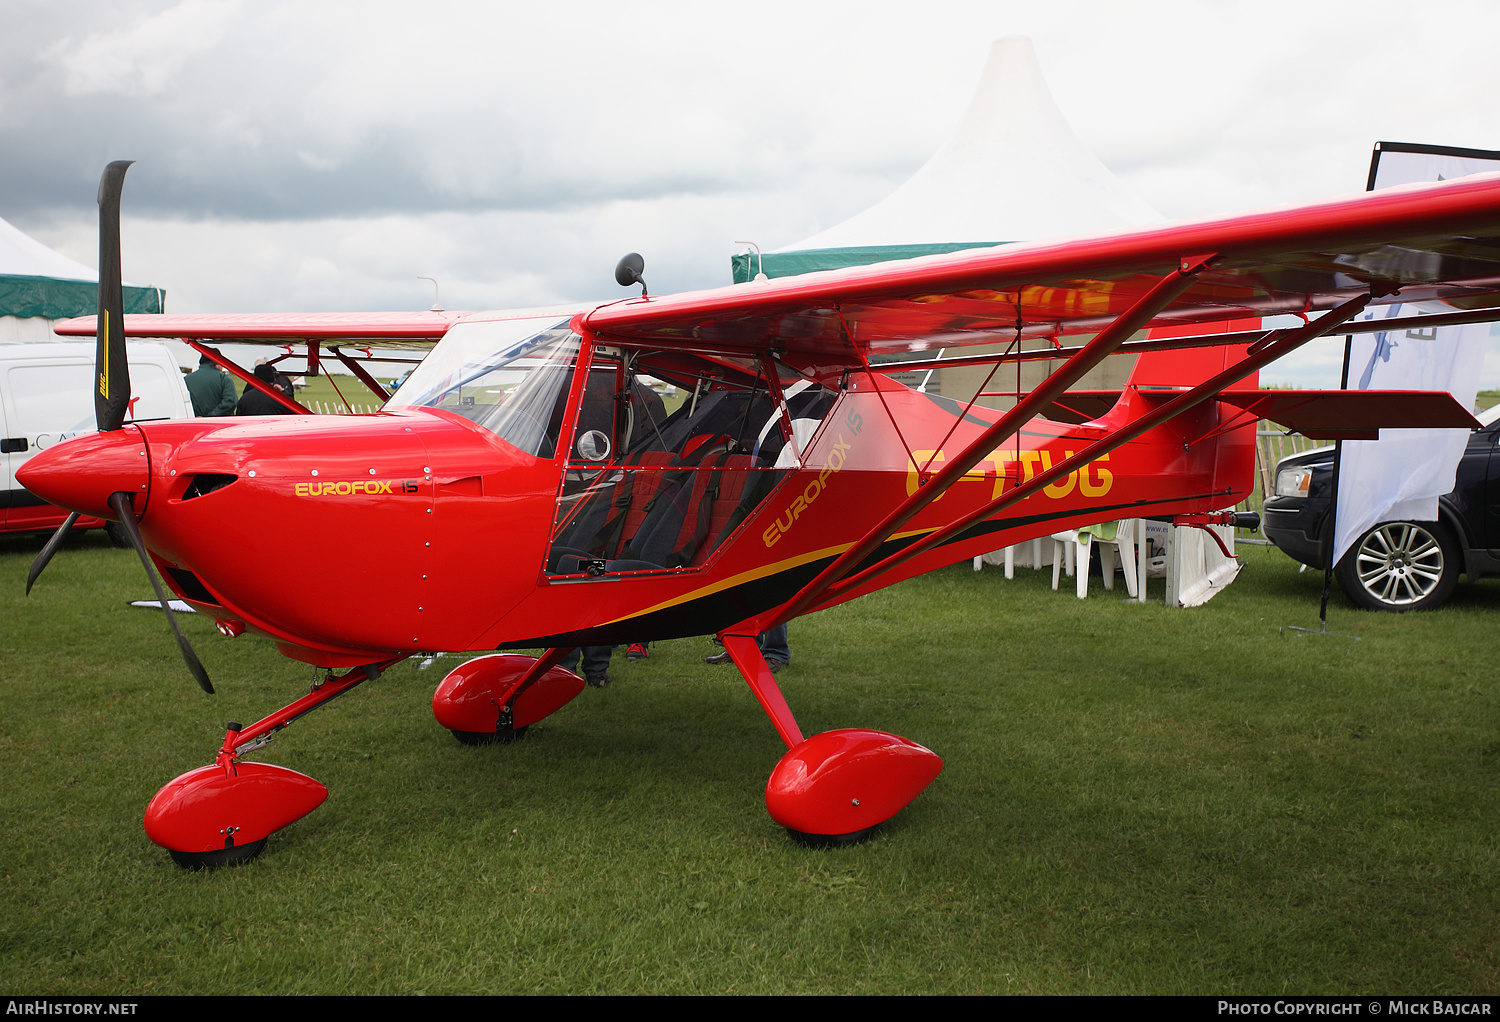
567, 646, 614, 688
705, 624, 790, 673
236, 363, 298, 416
184, 349, 237, 417
568, 640, 650, 687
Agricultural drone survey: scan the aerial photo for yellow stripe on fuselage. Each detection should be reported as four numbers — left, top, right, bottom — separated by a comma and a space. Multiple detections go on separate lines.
598, 523, 942, 626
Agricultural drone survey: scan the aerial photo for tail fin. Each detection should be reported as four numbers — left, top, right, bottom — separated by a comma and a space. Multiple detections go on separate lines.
1121, 318, 1265, 510
1127, 318, 1262, 392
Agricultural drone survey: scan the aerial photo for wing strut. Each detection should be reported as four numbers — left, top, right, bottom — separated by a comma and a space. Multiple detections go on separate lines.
184, 339, 310, 414
328, 346, 392, 402
765, 287, 1383, 625
764, 255, 1216, 627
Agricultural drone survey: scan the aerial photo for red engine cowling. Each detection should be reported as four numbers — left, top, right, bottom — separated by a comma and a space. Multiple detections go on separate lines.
766, 728, 943, 838
144, 761, 328, 855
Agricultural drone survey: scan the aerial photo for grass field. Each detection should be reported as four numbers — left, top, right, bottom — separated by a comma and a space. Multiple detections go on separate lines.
290, 371, 393, 414
1, 534, 1497, 994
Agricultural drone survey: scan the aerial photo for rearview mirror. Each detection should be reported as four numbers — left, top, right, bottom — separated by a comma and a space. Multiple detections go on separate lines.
614, 253, 647, 296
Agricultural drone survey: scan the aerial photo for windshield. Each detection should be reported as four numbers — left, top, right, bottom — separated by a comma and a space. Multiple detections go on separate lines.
386, 317, 579, 457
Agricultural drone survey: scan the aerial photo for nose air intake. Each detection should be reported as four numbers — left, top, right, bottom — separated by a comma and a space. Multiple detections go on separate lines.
182, 474, 237, 500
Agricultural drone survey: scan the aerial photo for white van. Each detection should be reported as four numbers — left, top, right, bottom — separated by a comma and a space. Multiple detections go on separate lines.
0, 341, 193, 538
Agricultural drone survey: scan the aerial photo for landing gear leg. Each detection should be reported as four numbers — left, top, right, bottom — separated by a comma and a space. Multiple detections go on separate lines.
719, 629, 943, 847
144, 658, 404, 869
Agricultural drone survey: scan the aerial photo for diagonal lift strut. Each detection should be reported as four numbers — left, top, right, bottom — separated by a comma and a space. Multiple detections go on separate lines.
763, 255, 1216, 626
760, 274, 1385, 630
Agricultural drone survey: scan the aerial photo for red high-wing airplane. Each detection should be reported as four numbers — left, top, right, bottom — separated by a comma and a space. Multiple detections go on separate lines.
22, 163, 1500, 867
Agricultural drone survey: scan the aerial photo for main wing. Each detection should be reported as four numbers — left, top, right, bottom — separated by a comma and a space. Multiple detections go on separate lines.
583, 173, 1500, 364
578, 175, 1500, 630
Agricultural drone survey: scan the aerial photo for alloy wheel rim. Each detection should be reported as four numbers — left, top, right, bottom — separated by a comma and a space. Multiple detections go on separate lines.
1354, 523, 1444, 606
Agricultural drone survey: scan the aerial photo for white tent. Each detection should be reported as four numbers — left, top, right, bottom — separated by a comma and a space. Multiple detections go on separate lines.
733, 37, 1161, 281
740, 41, 1240, 605
0, 215, 163, 343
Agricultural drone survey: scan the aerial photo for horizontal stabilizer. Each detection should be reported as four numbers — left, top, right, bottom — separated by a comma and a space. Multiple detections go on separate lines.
1041, 391, 1120, 423
1217, 390, 1480, 440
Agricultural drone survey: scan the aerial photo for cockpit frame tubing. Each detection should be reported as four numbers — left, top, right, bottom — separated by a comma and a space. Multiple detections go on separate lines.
760, 355, 801, 467
554, 332, 599, 466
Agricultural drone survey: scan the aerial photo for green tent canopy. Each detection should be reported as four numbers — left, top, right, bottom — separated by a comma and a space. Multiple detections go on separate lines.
0, 274, 162, 319
0, 215, 163, 320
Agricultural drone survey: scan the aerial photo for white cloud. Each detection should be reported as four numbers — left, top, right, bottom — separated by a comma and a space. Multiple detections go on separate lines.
8, 0, 1500, 391
41, 0, 242, 97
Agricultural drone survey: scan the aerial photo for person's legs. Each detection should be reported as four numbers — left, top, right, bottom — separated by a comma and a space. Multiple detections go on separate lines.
705, 626, 790, 672
758, 624, 790, 665
568, 645, 614, 685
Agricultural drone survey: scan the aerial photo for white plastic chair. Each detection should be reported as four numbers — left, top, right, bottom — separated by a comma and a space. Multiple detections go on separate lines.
1097, 520, 1139, 598
1049, 529, 1083, 596
973, 538, 1043, 579
1051, 520, 1139, 599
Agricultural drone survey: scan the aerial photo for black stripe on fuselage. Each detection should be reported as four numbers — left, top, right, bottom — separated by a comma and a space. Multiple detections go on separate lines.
499, 492, 1204, 650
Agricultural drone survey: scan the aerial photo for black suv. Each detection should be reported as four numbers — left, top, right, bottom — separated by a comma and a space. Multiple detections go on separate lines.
1261, 404, 1500, 611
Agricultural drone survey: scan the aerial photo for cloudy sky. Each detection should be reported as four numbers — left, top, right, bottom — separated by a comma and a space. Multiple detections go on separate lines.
5, 0, 1500, 385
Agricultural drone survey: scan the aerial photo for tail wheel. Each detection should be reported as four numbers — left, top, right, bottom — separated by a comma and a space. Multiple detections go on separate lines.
1335, 520, 1460, 612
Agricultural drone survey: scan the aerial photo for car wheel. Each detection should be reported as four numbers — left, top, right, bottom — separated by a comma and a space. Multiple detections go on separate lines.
1335, 520, 1460, 612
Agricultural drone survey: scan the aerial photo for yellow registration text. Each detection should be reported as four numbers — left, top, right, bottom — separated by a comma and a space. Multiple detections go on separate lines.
906, 449, 1113, 500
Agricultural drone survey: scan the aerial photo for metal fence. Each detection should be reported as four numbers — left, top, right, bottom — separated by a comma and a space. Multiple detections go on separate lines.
307, 400, 381, 414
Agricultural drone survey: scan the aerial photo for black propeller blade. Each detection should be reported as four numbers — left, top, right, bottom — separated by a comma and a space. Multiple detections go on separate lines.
28, 163, 214, 696
25, 511, 80, 596
95, 160, 133, 433
108, 491, 214, 695
27, 161, 134, 594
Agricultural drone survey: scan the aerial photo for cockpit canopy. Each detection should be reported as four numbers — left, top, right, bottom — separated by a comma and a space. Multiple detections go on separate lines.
385, 316, 578, 457
388, 312, 844, 578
